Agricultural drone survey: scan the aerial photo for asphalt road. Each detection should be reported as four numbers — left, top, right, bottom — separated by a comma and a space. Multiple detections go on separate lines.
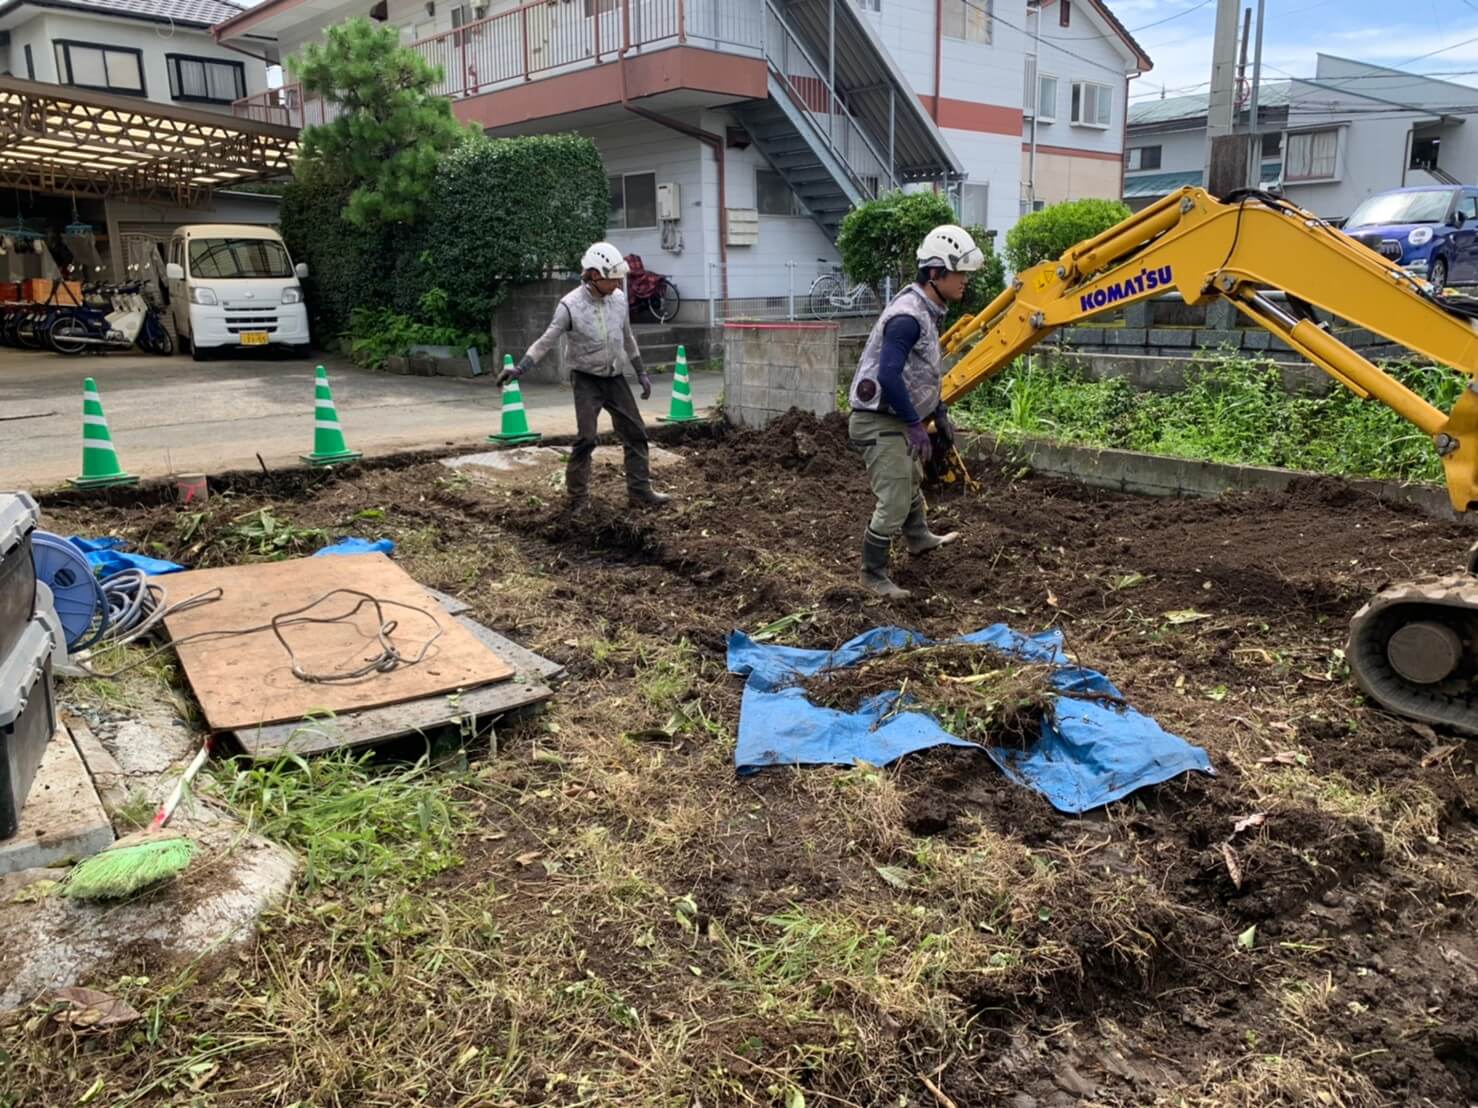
1, 350, 723, 490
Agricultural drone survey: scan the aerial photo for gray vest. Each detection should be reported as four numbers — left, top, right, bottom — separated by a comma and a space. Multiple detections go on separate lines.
848, 285, 946, 419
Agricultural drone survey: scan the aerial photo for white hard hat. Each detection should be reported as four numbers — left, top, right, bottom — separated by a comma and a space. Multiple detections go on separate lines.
917, 224, 984, 272
581, 242, 630, 279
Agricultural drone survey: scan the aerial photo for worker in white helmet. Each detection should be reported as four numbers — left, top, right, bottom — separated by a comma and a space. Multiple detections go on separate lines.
500, 242, 670, 510
844, 224, 982, 599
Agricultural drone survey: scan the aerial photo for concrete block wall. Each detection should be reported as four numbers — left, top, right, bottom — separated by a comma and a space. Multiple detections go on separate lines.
724, 322, 839, 429
490, 278, 576, 385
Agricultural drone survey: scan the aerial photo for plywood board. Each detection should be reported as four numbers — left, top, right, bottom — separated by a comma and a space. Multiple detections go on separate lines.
229, 615, 559, 760
155, 554, 513, 731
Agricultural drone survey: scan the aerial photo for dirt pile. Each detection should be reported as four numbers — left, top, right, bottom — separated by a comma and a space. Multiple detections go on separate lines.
799, 642, 1056, 748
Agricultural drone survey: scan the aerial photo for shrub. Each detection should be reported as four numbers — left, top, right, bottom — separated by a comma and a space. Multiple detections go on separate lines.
1003, 198, 1131, 273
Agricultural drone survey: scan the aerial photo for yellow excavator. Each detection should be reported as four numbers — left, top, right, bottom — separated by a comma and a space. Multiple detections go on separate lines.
935, 186, 1478, 735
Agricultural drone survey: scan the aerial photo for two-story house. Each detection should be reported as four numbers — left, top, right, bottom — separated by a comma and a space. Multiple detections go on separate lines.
216, 0, 1147, 307
0, 0, 291, 284
1124, 55, 1478, 222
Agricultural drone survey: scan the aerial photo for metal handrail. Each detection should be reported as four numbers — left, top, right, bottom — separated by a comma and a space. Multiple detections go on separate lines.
761, 0, 897, 198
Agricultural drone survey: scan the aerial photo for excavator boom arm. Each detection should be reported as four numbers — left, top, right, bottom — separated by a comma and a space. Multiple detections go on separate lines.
939, 187, 1478, 511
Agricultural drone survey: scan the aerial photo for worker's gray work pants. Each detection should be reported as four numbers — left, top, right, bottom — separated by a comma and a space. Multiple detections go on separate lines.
849, 408, 921, 538
569, 369, 652, 498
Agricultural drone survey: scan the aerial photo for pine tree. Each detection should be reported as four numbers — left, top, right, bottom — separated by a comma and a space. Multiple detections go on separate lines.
289, 18, 473, 228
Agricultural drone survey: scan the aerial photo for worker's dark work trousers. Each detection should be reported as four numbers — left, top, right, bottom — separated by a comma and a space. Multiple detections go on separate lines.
568, 369, 652, 498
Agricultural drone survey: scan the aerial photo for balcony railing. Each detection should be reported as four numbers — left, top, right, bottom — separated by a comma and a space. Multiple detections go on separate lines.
232, 85, 341, 129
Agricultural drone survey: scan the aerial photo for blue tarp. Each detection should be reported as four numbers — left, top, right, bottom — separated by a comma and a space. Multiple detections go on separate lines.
313, 537, 395, 558
67, 536, 185, 577
728, 624, 1214, 814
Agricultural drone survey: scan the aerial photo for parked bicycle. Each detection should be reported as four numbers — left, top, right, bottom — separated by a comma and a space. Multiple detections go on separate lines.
809, 260, 881, 320
624, 254, 681, 324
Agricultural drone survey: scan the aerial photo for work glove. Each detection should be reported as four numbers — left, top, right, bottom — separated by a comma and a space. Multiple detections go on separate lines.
638, 373, 653, 400
497, 354, 534, 386
904, 421, 933, 463
934, 405, 955, 449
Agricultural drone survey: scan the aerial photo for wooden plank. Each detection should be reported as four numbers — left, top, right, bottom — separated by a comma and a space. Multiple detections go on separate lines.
154, 554, 513, 731
457, 617, 566, 683
231, 677, 553, 759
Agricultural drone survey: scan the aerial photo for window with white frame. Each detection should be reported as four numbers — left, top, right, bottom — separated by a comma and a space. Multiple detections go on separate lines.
960, 182, 989, 228
942, 0, 991, 43
608, 172, 658, 229
1071, 80, 1112, 128
166, 54, 247, 104
1037, 74, 1058, 122
54, 41, 144, 95
1284, 128, 1340, 181
1125, 145, 1161, 171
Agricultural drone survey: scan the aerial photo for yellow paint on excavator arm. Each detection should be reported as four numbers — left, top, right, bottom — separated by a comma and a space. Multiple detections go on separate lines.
938, 187, 1478, 511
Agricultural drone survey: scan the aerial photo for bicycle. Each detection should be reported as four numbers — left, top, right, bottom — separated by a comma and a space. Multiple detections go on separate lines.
808, 260, 880, 320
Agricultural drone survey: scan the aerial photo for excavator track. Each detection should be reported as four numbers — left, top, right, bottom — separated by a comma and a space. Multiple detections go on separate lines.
1348, 566, 1478, 736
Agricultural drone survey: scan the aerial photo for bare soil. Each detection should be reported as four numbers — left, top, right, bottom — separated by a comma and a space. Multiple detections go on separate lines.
18, 411, 1478, 1107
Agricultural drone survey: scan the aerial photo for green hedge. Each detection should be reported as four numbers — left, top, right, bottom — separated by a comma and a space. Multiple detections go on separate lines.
1004, 198, 1131, 273
280, 132, 608, 342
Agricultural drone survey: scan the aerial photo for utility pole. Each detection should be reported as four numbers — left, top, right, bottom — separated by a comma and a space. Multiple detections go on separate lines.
1205, 0, 1247, 195
1245, 0, 1267, 189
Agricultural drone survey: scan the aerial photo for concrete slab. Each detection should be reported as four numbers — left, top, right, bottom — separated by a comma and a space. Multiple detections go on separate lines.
0, 730, 114, 876
441, 444, 682, 485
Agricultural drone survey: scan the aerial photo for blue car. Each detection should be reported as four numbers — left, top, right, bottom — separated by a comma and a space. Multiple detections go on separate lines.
1343, 185, 1478, 290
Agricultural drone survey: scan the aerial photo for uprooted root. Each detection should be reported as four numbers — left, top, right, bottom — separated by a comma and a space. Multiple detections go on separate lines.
799, 643, 1058, 748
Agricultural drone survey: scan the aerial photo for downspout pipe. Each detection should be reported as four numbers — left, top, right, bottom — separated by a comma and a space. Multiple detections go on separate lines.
933, 0, 942, 122
617, 0, 727, 301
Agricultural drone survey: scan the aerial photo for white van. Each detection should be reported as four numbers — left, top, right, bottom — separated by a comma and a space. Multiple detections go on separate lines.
165, 224, 311, 361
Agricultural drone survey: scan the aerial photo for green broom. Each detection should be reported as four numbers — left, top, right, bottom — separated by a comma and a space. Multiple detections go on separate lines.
64, 737, 213, 900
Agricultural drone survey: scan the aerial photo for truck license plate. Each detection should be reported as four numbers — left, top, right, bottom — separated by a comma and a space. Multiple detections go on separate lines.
240, 332, 268, 346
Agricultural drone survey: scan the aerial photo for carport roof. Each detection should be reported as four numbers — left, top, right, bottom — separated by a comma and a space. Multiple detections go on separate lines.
0, 76, 296, 204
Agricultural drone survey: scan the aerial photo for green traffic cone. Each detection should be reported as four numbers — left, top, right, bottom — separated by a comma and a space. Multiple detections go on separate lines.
71, 377, 137, 489
488, 357, 542, 445
301, 366, 362, 466
659, 345, 700, 423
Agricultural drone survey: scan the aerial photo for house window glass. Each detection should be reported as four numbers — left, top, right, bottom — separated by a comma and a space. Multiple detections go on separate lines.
54, 41, 144, 94
1125, 145, 1161, 171
1037, 74, 1057, 121
167, 55, 247, 104
1071, 80, 1111, 127
757, 170, 803, 216
960, 182, 989, 227
608, 172, 658, 229
1285, 128, 1339, 181
942, 0, 991, 43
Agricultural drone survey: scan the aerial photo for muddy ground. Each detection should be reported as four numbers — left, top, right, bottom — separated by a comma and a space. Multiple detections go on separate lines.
10, 412, 1478, 1107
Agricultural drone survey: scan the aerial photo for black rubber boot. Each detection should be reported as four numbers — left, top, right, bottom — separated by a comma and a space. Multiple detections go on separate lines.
902, 495, 960, 556
628, 486, 672, 507
861, 528, 909, 600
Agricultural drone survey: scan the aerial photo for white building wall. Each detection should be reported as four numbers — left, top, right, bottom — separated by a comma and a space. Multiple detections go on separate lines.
6, 11, 267, 110
1032, 18, 1129, 157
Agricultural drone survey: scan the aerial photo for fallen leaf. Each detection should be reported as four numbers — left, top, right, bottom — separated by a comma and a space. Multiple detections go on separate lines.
1164, 610, 1212, 625
78, 1077, 105, 1104
455, 1045, 480, 1070
1046, 590, 1059, 607
1111, 572, 1146, 591
1236, 924, 1257, 950
52, 987, 140, 1032
1232, 813, 1266, 834
873, 865, 913, 891
10, 878, 59, 903
1257, 751, 1305, 767
785, 1088, 807, 1108
1221, 843, 1244, 891
187, 1062, 219, 1091
1421, 744, 1461, 768
1206, 685, 1229, 702
1406, 721, 1439, 744
514, 851, 543, 867
688, 965, 703, 977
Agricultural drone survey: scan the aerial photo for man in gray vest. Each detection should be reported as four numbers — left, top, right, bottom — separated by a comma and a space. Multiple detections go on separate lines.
500, 242, 670, 511
847, 224, 982, 599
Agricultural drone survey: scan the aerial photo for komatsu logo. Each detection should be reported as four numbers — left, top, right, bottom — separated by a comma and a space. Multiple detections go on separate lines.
1079, 265, 1174, 312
